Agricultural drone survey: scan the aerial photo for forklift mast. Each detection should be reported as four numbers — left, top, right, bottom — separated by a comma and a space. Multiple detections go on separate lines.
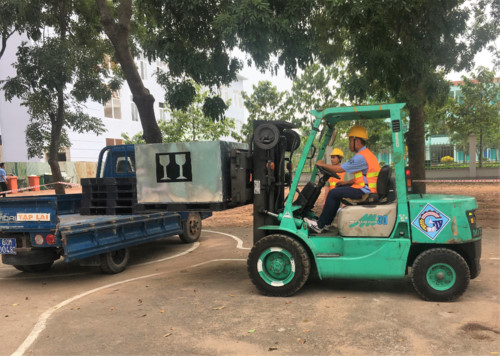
251, 121, 300, 243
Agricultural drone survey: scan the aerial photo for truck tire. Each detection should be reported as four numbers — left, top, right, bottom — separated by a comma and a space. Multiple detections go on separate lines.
14, 262, 53, 273
179, 213, 202, 243
99, 248, 130, 274
247, 234, 310, 297
411, 248, 470, 302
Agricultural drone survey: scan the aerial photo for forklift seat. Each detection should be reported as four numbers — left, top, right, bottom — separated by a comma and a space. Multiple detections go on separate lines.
342, 165, 393, 206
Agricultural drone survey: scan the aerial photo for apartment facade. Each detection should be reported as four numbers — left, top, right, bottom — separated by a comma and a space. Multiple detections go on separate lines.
0, 33, 246, 163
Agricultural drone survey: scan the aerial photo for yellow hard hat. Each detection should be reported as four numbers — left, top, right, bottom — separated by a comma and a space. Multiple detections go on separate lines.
330, 148, 344, 158
348, 125, 368, 140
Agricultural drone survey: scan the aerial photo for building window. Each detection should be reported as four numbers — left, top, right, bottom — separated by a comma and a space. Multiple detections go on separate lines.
106, 138, 123, 146
131, 95, 139, 122
159, 102, 166, 121
104, 90, 122, 119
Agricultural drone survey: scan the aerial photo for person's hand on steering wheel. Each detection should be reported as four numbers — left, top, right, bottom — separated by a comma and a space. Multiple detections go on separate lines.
316, 163, 341, 180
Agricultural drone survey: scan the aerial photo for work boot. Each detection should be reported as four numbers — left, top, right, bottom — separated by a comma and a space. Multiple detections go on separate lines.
304, 217, 324, 233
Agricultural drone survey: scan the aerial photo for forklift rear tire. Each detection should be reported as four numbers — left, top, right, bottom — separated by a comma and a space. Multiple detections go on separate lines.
248, 234, 310, 297
179, 213, 202, 243
411, 248, 470, 302
99, 248, 130, 274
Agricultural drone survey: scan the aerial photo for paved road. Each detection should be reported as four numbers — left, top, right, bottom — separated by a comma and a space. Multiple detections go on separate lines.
1, 227, 499, 355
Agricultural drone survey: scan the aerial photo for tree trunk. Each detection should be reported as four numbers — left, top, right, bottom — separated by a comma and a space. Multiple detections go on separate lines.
48, 90, 66, 195
95, 0, 162, 143
478, 129, 483, 168
407, 102, 427, 194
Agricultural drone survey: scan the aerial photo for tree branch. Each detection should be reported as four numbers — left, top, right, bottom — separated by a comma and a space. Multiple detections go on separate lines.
0, 30, 15, 59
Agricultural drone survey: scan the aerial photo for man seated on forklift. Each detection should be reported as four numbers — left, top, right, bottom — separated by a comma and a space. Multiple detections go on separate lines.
305, 125, 380, 233
322, 148, 347, 207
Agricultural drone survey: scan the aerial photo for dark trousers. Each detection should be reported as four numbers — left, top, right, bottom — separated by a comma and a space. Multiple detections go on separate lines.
0, 182, 7, 197
317, 186, 364, 228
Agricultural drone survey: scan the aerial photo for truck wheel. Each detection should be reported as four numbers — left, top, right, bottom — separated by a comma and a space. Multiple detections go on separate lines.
411, 248, 470, 302
179, 213, 202, 243
99, 248, 130, 274
247, 234, 310, 297
14, 262, 53, 272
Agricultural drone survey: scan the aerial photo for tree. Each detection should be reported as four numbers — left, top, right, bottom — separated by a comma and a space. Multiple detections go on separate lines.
283, 64, 340, 128
317, 0, 499, 193
447, 67, 500, 167
2, 0, 118, 194
95, 0, 248, 143
0, 0, 41, 60
122, 83, 242, 144
241, 81, 287, 139
95, 0, 162, 143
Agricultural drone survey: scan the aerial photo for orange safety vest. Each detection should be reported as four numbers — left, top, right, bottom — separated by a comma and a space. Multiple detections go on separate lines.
327, 172, 345, 190
351, 148, 380, 193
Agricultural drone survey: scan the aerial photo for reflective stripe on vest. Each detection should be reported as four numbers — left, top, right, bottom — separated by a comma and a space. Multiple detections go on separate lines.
351, 148, 380, 193
328, 172, 345, 189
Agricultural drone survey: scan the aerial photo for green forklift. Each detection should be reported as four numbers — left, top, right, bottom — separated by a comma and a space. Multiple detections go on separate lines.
246, 103, 481, 301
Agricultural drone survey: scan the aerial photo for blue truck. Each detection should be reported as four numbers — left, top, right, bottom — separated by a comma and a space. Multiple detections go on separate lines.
0, 145, 210, 273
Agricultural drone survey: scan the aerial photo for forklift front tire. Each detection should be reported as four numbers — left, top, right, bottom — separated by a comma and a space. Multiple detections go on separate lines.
248, 234, 310, 297
411, 248, 470, 302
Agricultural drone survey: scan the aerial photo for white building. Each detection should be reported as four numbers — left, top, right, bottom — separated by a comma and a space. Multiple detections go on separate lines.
0, 33, 246, 163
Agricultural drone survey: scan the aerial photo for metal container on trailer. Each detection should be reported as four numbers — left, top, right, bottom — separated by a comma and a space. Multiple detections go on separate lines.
134, 141, 248, 205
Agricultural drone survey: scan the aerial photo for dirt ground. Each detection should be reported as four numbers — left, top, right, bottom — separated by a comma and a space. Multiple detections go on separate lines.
204, 183, 500, 229
9, 182, 500, 229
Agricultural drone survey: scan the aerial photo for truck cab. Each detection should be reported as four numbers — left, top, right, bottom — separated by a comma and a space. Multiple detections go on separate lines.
247, 103, 481, 301
97, 144, 136, 178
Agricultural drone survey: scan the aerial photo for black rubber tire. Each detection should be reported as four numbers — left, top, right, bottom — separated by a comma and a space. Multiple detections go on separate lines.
14, 265, 27, 272
411, 248, 470, 302
14, 262, 53, 273
179, 212, 202, 243
247, 234, 310, 297
99, 248, 130, 274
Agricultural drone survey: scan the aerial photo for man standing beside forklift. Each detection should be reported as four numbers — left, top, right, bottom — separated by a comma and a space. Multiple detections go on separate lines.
305, 125, 380, 233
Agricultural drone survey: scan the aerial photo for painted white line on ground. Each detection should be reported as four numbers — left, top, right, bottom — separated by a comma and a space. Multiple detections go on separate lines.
203, 230, 251, 250
11, 230, 241, 355
11, 272, 162, 356
191, 258, 246, 268
132, 242, 200, 266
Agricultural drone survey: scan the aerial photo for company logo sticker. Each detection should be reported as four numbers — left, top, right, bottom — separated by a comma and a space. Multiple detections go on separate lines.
411, 203, 450, 240
16, 213, 50, 221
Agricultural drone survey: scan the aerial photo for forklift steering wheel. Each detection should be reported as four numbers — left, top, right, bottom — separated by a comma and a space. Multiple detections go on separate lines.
317, 165, 340, 180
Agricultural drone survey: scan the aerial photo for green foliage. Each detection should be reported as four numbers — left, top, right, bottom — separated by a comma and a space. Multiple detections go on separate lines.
0, 0, 43, 59
123, 83, 242, 144
1, 0, 117, 159
447, 67, 500, 166
283, 64, 340, 127
241, 81, 286, 139
134, 0, 242, 122
122, 131, 145, 145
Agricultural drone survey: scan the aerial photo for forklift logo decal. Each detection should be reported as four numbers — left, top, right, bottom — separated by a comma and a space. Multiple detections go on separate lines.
349, 214, 388, 228
411, 203, 450, 240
